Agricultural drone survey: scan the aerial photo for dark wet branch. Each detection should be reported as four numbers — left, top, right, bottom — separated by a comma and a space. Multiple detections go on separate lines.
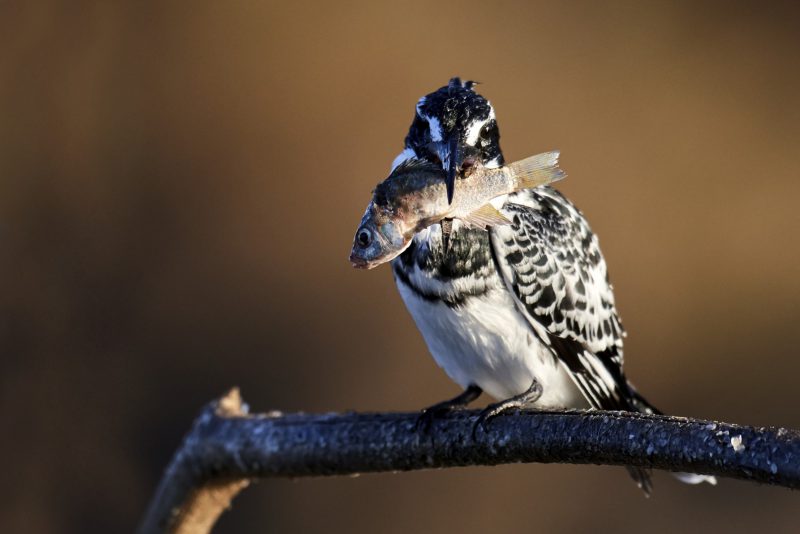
138, 389, 800, 534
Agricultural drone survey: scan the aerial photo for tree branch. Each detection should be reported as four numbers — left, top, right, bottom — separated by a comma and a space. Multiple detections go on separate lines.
138, 389, 800, 534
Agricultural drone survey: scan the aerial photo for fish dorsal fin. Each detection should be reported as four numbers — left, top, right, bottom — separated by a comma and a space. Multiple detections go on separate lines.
391, 157, 440, 175
507, 150, 566, 190
461, 203, 512, 229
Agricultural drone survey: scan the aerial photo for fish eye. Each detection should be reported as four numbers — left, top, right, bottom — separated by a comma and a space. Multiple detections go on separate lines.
357, 228, 373, 247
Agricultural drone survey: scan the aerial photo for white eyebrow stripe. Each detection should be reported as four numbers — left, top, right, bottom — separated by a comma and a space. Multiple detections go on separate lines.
415, 95, 443, 142
424, 115, 443, 142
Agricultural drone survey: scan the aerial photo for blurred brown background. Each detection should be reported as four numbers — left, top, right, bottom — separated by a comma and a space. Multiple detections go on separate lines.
2, 1, 799, 532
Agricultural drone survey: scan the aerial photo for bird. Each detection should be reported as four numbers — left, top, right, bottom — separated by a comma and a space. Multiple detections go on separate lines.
389, 77, 715, 493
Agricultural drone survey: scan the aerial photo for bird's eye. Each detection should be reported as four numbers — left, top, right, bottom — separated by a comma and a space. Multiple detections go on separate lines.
357, 228, 373, 247
479, 122, 495, 145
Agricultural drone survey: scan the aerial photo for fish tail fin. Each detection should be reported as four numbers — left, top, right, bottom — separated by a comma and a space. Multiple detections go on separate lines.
508, 150, 566, 190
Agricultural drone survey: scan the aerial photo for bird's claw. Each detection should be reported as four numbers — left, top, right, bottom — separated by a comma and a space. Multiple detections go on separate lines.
414, 408, 440, 434
471, 402, 520, 440
471, 381, 542, 440
414, 385, 483, 434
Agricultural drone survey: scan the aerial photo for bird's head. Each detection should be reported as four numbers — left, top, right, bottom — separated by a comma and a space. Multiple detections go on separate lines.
395, 77, 504, 203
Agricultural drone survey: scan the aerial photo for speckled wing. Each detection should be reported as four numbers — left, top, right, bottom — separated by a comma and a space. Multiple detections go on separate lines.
489, 187, 634, 411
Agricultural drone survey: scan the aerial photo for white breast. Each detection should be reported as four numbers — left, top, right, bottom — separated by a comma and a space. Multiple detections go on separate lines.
395, 276, 587, 409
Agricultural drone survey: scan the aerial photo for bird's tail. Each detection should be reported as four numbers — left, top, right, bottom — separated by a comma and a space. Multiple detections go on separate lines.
626, 385, 718, 490
548, 334, 716, 493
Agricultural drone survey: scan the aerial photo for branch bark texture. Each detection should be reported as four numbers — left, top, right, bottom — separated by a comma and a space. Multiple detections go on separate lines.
138, 389, 800, 534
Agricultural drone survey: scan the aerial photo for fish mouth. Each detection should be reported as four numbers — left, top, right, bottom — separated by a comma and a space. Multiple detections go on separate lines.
349, 253, 377, 270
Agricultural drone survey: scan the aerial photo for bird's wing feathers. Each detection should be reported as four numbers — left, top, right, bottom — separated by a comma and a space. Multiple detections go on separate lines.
489, 187, 634, 411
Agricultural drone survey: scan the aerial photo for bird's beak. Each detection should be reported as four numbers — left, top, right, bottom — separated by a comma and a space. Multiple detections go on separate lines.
445, 135, 463, 204
443, 135, 479, 204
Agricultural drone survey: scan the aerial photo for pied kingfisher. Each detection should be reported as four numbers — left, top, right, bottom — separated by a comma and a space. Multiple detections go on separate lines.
389, 77, 714, 492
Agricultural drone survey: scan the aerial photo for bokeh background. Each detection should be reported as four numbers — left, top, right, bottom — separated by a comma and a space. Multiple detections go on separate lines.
2, 1, 799, 532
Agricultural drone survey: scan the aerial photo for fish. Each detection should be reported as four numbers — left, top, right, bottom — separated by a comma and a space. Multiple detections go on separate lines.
349, 150, 566, 269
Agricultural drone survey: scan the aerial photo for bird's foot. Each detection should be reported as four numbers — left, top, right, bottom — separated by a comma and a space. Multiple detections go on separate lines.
472, 380, 542, 439
415, 385, 482, 433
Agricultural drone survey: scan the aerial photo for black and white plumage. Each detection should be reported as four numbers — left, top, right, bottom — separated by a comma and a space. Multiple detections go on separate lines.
390, 78, 714, 491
